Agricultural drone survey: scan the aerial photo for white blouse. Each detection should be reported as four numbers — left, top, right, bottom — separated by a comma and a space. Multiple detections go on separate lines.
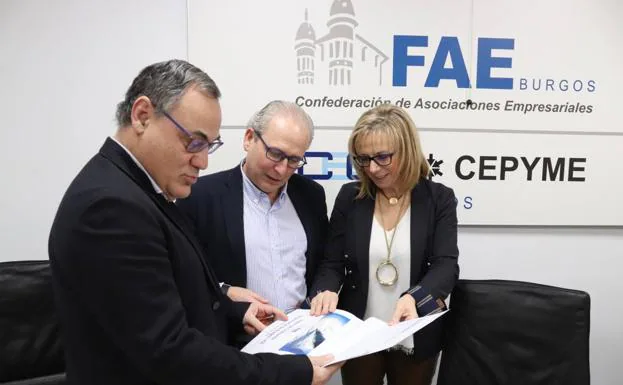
364, 205, 413, 351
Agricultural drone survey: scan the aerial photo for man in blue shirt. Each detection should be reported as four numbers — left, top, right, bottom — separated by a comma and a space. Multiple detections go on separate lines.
177, 101, 342, 333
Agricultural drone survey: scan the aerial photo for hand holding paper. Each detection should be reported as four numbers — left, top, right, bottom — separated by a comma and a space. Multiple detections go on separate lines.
309, 290, 339, 316
389, 294, 418, 325
309, 355, 344, 385
242, 308, 447, 366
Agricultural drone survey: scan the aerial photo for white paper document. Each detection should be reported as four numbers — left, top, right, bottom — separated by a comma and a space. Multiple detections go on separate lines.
241, 309, 447, 366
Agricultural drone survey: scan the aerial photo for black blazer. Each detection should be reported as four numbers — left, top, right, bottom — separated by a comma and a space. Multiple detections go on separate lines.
327, 179, 460, 360
177, 166, 342, 296
48, 138, 311, 385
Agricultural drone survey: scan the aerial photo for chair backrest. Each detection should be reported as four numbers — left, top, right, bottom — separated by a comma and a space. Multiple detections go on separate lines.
0, 261, 65, 383
437, 279, 590, 385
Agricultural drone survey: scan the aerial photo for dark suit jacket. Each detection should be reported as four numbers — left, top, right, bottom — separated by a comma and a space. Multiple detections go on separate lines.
176, 166, 341, 297
326, 179, 460, 361
48, 138, 312, 385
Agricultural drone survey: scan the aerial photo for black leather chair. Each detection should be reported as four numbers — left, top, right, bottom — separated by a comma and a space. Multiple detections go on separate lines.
437, 279, 590, 385
0, 261, 65, 384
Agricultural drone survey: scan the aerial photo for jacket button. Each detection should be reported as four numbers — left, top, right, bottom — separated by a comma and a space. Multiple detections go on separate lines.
212, 301, 220, 311
348, 270, 352, 275
351, 285, 356, 289
344, 254, 349, 259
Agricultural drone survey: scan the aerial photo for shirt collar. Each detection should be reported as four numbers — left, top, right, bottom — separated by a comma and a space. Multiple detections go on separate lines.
110, 136, 173, 201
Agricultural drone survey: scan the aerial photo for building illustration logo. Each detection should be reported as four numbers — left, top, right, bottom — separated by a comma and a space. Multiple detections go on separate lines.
294, 0, 389, 86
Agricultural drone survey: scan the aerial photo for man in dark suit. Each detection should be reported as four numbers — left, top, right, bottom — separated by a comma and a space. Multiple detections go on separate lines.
177, 101, 342, 320
48, 60, 339, 385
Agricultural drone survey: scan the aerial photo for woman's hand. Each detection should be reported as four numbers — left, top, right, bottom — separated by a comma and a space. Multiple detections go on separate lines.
389, 294, 418, 325
309, 290, 339, 316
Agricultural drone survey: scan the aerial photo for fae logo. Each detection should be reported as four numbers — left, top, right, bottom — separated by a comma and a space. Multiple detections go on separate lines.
393, 36, 514, 90
393, 36, 596, 93
295, 0, 596, 94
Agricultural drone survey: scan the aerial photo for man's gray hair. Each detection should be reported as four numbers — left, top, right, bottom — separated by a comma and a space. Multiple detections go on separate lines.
247, 101, 314, 143
115, 59, 220, 127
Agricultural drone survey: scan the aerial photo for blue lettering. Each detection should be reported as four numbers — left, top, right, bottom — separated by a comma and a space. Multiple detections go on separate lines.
298, 152, 358, 181
425, 37, 470, 88
476, 38, 514, 90
298, 152, 333, 180
463, 196, 473, 209
346, 155, 358, 180
392, 35, 428, 87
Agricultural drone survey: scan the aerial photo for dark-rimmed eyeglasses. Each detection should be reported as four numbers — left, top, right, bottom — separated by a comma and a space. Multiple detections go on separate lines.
352, 152, 394, 167
162, 111, 223, 154
254, 130, 307, 169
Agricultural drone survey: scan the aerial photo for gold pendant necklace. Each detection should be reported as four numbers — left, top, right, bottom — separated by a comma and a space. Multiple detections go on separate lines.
375, 193, 408, 286
380, 190, 402, 206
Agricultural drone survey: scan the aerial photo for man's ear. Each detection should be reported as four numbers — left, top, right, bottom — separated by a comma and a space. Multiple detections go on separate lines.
242, 127, 255, 151
130, 96, 154, 134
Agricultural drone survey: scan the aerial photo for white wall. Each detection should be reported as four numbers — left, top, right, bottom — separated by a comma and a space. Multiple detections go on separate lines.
0, 1, 621, 385
0, 0, 187, 257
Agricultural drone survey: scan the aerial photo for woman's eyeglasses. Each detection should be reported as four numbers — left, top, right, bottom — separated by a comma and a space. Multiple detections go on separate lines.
352, 152, 394, 167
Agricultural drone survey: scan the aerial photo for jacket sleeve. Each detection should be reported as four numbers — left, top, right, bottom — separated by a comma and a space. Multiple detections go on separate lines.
53, 194, 312, 385
405, 185, 460, 313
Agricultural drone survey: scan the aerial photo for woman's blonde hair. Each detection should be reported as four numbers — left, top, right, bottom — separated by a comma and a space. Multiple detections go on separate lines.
348, 104, 430, 199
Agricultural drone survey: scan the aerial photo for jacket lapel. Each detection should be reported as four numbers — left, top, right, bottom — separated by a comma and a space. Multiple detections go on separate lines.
99, 138, 222, 293
353, 195, 375, 302
154, 196, 224, 293
288, 182, 314, 279
222, 167, 247, 284
409, 181, 431, 285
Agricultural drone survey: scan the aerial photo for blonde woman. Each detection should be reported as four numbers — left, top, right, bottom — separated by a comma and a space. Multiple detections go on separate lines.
327, 105, 459, 385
